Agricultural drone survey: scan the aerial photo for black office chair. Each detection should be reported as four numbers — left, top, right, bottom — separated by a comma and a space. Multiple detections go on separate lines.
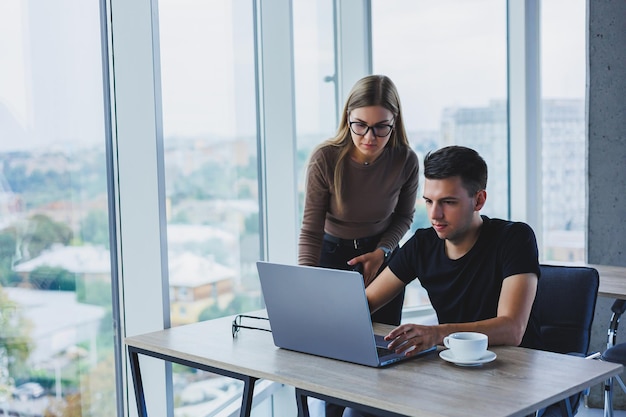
521, 264, 600, 417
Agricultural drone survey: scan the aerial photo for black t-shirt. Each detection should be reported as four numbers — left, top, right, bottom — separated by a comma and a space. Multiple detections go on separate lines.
388, 216, 540, 324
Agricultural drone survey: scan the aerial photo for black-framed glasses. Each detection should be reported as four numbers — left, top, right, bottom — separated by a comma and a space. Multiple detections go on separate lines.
349, 120, 394, 137
231, 314, 271, 338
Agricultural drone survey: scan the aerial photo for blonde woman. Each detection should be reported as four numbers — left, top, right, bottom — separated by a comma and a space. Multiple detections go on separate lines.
299, 74, 418, 326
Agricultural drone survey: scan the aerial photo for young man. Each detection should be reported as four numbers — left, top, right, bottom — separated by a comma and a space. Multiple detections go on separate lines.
349, 145, 540, 356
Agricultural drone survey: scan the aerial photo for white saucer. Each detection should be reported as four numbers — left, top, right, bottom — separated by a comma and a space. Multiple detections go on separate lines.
439, 349, 497, 366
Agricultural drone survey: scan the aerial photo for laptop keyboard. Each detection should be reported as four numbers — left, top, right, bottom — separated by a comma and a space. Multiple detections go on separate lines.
377, 346, 394, 356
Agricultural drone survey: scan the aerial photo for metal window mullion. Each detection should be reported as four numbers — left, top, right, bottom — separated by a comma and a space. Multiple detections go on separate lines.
507, 0, 542, 246
334, 0, 371, 111
108, 0, 171, 415
255, 0, 299, 264
99, 0, 125, 416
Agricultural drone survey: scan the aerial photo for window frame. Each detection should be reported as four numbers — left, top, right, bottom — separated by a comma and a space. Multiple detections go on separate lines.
508, 0, 542, 236
108, 0, 171, 414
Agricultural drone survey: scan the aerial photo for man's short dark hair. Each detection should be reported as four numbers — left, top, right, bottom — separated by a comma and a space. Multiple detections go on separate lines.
423, 146, 488, 196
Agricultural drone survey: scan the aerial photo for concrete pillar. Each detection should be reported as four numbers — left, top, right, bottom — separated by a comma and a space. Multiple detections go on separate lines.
586, 0, 626, 409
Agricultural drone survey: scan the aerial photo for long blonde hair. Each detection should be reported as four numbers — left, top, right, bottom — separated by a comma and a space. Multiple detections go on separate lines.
312, 74, 410, 212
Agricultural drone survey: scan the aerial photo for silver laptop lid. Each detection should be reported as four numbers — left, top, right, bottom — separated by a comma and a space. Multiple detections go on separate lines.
256, 261, 381, 367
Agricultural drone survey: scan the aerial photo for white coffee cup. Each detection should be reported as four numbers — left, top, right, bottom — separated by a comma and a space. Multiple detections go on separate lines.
443, 332, 488, 361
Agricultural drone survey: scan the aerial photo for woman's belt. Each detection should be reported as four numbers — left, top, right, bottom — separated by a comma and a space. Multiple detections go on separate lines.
323, 233, 380, 249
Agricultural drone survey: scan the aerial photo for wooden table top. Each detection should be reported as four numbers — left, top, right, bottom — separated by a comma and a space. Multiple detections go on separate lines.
544, 262, 626, 299
592, 264, 626, 299
125, 313, 622, 417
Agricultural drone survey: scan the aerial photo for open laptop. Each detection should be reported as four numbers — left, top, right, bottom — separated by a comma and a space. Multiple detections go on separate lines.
256, 261, 436, 367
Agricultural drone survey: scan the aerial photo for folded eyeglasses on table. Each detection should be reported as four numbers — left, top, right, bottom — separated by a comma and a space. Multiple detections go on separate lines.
231, 314, 271, 338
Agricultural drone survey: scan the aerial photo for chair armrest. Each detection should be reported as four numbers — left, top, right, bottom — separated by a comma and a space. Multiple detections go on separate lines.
612, 299, 626, 315
608, 300, 626, 348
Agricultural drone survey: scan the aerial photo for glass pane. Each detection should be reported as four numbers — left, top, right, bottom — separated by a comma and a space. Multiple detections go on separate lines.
293, 0, 336, 220
371, 0, 508, 310
0, 1, 116, 416
540, 0, 586, 262
157, 0, 259, 414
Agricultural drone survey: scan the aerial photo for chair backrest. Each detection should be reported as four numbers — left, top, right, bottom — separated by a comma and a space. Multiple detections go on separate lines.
521, 264, 599, 354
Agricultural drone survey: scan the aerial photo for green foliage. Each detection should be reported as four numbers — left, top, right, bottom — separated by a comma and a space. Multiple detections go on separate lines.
82, 353, 117, 417
168, 155, 261, 202
235, 155, 258, 180
0, 287, 34, 380
18, 370, 56, 391
77, 278, 114, 353
96, 308, 115, 350
42, 353, 117, 417
79, 210, 110, 249
0, 230, 17, 261
243, 212, 259, 235
172, 362, 196, 375
198, 293, 262, 322
24, 214, 73, 259
169, 210, 190, 224
197, 303, 221, 322
0, 229, 18, 286
167, 163, 235, 202
3, 150, 108, 209
76, 277, 111, 307
29, 266, 76, 291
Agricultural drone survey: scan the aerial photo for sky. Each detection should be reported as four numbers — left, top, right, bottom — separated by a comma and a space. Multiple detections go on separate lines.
0, 0, 585, 152
0, 0, 104, 152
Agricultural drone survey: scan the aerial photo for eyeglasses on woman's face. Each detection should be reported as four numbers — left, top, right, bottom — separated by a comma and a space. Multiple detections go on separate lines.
348, 120, 394, 137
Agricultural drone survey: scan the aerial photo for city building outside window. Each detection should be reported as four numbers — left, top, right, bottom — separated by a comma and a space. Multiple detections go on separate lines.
540, 0, 586, 262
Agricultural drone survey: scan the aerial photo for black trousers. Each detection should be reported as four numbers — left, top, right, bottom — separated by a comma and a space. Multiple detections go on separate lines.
319, 233, 405, 417
319, 233, 405, 325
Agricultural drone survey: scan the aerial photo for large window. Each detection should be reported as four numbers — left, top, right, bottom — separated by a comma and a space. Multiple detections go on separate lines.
0, 1, 116, 416
293, 0, 336, 220
540, 0, 586, 262
1, 1, 593, 416
371, 0, 508, 311
157, 0, 262, 414
372, 0, 508, 223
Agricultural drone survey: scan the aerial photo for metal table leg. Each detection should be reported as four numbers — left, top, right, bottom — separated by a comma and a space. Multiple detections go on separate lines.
295, 387, 408, 417
295, 387, 310, 417
127, 345, 259, 417
128, 347, 147, 417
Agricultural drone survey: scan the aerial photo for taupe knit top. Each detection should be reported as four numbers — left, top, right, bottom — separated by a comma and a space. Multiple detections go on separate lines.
298, 144, 419, 266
